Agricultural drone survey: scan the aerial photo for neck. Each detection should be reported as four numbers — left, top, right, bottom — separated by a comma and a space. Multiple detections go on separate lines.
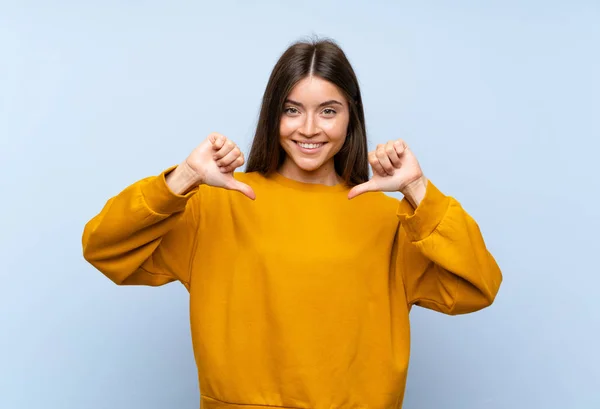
278, 159, 342, 186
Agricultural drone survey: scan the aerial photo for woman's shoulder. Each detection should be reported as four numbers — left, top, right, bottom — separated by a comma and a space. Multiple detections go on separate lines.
234, 171, 266, 185
351, 190, 401, 213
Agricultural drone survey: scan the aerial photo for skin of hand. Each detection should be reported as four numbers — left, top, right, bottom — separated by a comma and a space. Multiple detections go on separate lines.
347, 139, 428, 207
179, 132, 256, 200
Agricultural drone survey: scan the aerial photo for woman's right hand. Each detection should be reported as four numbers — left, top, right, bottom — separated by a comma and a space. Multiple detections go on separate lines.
168, 133, 256, 199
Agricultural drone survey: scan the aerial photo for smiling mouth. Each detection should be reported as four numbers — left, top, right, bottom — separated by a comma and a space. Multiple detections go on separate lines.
294, 141, 327, 150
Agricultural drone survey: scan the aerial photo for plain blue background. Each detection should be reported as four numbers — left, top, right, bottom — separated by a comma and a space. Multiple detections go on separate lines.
1, 1, 599, 408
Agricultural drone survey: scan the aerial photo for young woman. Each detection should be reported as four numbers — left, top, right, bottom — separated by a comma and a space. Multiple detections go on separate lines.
82, 39, 502, 409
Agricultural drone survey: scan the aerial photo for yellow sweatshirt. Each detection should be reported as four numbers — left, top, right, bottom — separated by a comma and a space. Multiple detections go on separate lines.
82, 166, 502, 409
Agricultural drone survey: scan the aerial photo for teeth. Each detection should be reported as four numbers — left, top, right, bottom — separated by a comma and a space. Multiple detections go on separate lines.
298, 142, 323, 149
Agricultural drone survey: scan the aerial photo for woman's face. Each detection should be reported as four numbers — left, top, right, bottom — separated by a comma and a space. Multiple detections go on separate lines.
279, 76, 350, 181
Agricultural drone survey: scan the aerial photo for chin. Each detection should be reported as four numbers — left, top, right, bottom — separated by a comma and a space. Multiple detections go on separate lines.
291, 157, 327, 173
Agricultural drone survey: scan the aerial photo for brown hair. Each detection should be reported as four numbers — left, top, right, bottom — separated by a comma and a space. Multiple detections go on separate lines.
245, 37, 369, 187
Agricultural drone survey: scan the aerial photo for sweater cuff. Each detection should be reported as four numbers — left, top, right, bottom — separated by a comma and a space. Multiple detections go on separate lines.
396, 180, 450, 242
140, 165, 199, 215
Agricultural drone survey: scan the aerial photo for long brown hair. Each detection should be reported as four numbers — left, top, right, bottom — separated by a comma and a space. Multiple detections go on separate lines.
245, 37, 369, 187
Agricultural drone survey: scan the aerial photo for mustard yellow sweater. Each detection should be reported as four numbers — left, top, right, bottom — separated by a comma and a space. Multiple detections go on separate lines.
82, 166, 502, 409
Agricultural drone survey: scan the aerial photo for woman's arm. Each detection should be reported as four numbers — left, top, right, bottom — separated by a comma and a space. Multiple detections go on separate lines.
395, 180, 503, 315
82, 165, 200, 290
82, 133, 254, 290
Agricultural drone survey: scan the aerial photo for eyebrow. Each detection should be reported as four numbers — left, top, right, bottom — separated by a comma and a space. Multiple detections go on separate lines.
284, 99, 344, 108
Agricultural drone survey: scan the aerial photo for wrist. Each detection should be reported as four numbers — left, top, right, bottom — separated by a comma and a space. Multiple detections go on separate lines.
400, 175, 428, 208
165, 161, 203, 195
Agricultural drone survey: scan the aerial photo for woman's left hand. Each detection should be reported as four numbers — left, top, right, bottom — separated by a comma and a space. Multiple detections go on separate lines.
348, 139, 428, 205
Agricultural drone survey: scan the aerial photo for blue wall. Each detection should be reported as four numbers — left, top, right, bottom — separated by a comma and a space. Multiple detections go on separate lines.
1, 1, 598, 408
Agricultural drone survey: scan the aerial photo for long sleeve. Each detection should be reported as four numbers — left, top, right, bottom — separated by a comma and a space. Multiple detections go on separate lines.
395, 180, 502, 315
82, 166, 200, 290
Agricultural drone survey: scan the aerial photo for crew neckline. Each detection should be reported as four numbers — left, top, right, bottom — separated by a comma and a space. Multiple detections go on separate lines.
268, 171, 349, 193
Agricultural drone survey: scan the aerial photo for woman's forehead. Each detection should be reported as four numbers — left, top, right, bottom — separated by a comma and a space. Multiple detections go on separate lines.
287, 76, 346, 105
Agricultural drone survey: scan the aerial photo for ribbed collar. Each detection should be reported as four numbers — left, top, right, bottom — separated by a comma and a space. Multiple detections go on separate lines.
268, 171, 349, 193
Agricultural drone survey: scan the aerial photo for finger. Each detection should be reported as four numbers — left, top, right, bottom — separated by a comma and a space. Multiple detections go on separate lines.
347, 180, 378, 200
375, 145, 395, 175
225, 179, 256, 200
393, 139, 408, 157
219, 156, 245, 173
211, 134, 227, 150
208, 132, 223, 145
214, 141, 237, 162
368, 151, 387, 177
385, 141, 402, 167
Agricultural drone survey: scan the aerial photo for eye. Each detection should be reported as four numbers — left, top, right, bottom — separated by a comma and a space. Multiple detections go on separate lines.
284, 107, 300, 115
322, 108, 337, 116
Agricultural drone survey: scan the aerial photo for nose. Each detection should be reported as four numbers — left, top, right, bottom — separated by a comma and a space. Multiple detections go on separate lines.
298, 113, 320, 138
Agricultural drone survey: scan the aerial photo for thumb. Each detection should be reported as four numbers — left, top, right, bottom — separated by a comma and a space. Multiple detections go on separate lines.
225, 179, 256, 200
348, 180, 378, 200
